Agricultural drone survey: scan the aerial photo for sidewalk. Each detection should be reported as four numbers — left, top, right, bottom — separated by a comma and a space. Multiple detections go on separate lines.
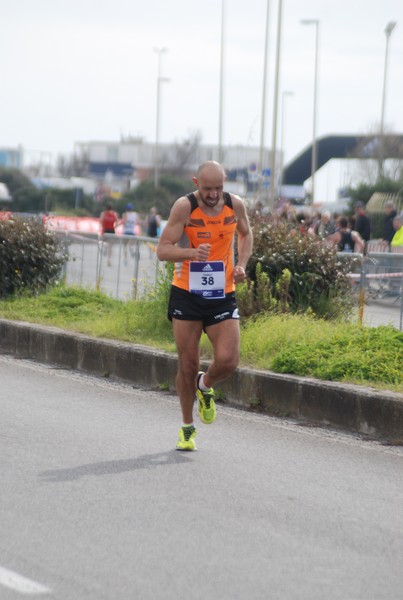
1, 318, 402, 442
362, 300, 402, 329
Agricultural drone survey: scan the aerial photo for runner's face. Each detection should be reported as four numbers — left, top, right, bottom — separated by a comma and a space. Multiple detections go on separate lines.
195, 170, 225, 208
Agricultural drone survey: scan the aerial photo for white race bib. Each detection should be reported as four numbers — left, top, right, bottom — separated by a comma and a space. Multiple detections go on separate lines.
189, 261, 225, 299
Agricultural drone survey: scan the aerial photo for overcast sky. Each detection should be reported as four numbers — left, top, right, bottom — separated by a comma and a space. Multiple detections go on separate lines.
2, 0, 403, 179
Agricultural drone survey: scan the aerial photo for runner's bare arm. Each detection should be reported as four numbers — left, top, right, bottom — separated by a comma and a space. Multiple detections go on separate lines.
232, 196, 253, 282
156, 197, 211, 263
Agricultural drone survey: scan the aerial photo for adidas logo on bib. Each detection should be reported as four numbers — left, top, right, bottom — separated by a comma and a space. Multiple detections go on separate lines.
202, 264, 214, 271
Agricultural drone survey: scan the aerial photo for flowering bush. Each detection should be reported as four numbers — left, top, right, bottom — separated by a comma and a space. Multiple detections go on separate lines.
237, 217, 357, 319
0, 217, 66, 297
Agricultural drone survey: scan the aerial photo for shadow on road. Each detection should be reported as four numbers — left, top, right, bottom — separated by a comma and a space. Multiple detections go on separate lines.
39, 450, 193, 482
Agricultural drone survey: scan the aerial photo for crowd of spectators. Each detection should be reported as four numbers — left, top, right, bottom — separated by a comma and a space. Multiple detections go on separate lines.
251, 197, 403, 254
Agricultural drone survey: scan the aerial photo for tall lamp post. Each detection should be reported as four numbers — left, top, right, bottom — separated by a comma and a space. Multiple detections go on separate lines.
154, 47, 169, 188
218, 0, 225, 163
300, 19, 319, 205
259, 0, 270, 199
379, 21, 397, 177
268, 0, 283, 211
279, 90, 294, 193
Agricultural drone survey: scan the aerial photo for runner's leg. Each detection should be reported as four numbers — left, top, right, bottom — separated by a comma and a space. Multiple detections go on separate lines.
203, 319, 240, 388
172, 319, 204, 424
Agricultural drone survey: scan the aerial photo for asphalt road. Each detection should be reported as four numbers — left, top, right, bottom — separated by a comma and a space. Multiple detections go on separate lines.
1, 355, 403, 600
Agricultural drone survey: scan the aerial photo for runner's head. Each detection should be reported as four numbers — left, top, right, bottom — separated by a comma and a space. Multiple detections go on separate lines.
192, 161, 226, 208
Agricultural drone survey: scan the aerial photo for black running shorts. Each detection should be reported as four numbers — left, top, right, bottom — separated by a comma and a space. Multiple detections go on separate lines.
168, 285, 239, 328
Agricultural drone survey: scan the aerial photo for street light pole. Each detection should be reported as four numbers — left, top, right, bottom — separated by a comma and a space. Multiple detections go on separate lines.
379, 21, 397, 177
301, 19, 319, 205
279, 91, 294, 193
268, 0, 283, 212
154, 47, 169, 188
259, 0, 270, 200
218, 0, 225, 163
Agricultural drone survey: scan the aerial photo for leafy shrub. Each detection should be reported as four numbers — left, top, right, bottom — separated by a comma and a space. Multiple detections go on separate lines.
240, 217, 357, 319
11, 186, 48, 213
0, 167, 35, 195
236, 261, 277, 317
142, 261, 174, 312
0, 217, 66, 297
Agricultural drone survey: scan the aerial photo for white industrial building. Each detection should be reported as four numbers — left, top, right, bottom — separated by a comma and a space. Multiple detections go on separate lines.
74, 137, 277, 194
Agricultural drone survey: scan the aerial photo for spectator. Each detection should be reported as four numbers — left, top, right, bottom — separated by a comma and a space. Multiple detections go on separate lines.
252, 200, 264, 217
296, 212, 312, 235
388, 213, 403, 295
382, 200, 398, 250
309, 210, 336, 240
354, 201, 371, 245
147, 206, 161, 238
330, 216, 365, 253
391, 213, 403, 248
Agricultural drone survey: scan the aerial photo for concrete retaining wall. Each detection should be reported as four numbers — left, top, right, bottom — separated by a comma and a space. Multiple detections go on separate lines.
1, 319, 403, 441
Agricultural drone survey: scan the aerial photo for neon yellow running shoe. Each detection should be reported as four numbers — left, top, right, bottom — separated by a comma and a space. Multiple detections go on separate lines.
196, 372, 217, 424
176, 426, 197, 451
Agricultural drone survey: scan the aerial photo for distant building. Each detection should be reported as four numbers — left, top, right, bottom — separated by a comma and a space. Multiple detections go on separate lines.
0, 147, 23, 169
74, 138, 280, 199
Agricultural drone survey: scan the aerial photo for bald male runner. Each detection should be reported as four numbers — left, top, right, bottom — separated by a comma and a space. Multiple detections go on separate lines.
157, 161, 253, 450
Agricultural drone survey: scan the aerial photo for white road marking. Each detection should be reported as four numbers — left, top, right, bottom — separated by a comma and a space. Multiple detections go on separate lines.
0, 565, 51, 595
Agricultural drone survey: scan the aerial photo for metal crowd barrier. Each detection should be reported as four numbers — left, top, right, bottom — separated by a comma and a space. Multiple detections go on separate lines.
339, 250, 403, 330
56, 232, 403, 329
56, 232, 164, 300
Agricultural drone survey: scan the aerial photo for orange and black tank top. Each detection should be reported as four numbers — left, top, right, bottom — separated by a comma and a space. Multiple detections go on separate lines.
172, 192, 237, 294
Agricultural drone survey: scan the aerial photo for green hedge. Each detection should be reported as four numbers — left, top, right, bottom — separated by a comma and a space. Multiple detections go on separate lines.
0, 217, 66, 297
239, 217, 357, 319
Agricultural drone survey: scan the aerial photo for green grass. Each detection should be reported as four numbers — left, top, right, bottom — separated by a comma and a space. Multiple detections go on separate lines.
0, 286, 176, 352
0, 285, 402, 393
270, 322, 403, 388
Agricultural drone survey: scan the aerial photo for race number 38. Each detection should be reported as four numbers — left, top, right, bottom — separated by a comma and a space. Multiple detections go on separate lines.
202, 275, 215, 286
189, 261, 225, 299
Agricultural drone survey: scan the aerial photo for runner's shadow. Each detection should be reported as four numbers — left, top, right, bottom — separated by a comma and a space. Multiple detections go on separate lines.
39, 450, 193, 482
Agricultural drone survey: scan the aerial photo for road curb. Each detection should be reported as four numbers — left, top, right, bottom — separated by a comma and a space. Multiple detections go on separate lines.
1, 318, 403, 441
